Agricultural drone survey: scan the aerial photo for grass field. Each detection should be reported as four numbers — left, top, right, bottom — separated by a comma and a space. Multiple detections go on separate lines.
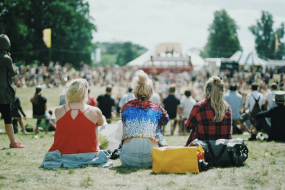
0, 87, 285, 190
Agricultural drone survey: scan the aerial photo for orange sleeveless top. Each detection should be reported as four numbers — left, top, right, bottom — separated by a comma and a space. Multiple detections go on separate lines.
49, 104, 99, 154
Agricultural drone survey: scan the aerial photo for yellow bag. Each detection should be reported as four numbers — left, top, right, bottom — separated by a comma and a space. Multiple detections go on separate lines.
152, 146, 203, 173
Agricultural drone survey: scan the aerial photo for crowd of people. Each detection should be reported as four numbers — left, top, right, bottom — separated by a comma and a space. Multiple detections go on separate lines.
1, 34, 285, 169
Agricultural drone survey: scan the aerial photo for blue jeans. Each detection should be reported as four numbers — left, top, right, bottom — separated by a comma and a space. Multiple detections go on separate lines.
120, 138, 158, 167
33, 112, 50, 126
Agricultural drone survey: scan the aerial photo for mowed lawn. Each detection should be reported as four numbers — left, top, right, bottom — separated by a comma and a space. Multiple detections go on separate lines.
0, 87, 285, 190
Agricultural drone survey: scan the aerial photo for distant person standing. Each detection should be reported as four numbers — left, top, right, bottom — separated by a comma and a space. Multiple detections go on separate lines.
87, 89, 96, 107
10, 88, 28, 134
264, 83, 277, 113
97, 84, 115, 123
150, 91, 161, 104
118, 87, 135, 109
180, 90, 196, 134
224, 84, 244, 134
0, 34, 25, 148
163, 84, 180, 135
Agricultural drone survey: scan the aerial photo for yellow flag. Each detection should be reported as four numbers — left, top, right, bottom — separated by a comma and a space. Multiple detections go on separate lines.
42, 28, 51, 48
275, 34, 279, 53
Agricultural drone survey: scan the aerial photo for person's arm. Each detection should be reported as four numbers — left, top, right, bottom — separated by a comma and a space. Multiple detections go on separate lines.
176, 105, 180, 118
256, 109, 273, 120
4, 55, 17, 77
17, 98, 26, 117
244, 95, 249, 109
185, 105, 198, 146
45, 103, 47, 111
160, 107, 169, 127
95, 108, 104, 126
264, 100, 268, 110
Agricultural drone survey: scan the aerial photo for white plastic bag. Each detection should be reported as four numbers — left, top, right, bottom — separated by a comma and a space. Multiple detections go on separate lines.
98, 120, 123, 152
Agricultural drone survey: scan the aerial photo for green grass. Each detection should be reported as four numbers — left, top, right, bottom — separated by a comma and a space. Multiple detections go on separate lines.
0, 87, 285, 189
0, 133, 285, 189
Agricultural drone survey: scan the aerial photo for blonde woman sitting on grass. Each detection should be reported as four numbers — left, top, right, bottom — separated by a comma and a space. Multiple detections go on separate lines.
120, 70, 169, 167
41, 79, 111, 168
184, 76, 232, 146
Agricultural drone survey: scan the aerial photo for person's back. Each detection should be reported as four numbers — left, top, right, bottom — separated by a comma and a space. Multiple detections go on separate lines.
224, 86, 243, 120
49, 103, 101, 154
42, 79, 108, 169
149, 91, 160, 104
119, 87, 135, 108
97, 85, 115, 119
185, 76, 232, 146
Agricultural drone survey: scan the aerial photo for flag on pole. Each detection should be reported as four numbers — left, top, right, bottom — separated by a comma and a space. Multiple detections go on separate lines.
275, 34, 279, 53
42, 28, 51, 48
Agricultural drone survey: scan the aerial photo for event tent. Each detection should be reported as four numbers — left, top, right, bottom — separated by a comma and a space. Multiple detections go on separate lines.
230, 51, 268, 66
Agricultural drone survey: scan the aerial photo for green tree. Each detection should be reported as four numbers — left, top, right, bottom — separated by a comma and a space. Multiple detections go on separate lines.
0, 0, 96, 68
200, 9, 242, 58
249, 11, 285, 60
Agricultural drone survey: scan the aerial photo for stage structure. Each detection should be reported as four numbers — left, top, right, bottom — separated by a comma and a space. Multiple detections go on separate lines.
127, 43, 195, 74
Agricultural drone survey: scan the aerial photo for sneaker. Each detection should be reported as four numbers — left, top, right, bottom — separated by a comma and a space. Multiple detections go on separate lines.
10, 141, 26, 148
248, 134, 257, 141
21, 130, 28, 134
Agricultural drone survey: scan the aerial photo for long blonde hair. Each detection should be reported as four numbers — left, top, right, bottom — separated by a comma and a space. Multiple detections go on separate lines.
31, 87, 42, 105
203, 76, 227, 122
63, 78, 88, 103
132, 70, 153, 101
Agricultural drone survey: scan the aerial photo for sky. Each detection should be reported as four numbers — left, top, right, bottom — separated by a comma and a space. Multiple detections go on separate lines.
87, 0, 285, 55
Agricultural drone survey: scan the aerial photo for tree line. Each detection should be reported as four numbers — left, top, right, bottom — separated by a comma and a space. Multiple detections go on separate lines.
96, 42, 147, 66
0, 0, 96, 69
200, 10, 285, 60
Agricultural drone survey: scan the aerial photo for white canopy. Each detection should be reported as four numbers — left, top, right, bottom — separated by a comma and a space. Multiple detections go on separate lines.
127, 50, 153, 66
230, 51, 268, 66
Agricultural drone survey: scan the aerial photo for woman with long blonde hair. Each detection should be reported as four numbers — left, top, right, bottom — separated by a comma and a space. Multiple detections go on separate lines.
184, 76, 232, 146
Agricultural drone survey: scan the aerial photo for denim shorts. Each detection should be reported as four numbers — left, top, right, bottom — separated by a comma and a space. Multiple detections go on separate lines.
120, 138, 159, 167
33, 112, 50, 126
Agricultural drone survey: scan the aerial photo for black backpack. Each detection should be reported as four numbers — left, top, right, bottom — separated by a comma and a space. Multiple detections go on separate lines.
250, 94, 261, 119
190, 138, 249, 167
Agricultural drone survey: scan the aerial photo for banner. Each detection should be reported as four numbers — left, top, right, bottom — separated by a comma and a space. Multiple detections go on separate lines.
42, 28, 51, 48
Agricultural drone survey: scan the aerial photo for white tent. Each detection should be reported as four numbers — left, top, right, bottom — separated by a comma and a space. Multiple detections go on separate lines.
186, 52, 205, 71
127, 50, 153, 66
230, 51, 268, 66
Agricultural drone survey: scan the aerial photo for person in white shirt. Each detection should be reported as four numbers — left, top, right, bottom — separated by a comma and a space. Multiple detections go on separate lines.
118, 87, 135, 108
180, 90, 196, 134
149, 91, 161, 104
258, 83, 278, 129
239, 83, 263, 132
264, 83, 277, 111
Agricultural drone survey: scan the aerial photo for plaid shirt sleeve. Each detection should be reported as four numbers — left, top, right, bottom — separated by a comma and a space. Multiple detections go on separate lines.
185, 105, 199, 146
184, 105, 198, 129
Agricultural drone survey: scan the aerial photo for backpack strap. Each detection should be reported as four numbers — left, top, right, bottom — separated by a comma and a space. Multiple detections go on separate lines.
251, 94, 260, 103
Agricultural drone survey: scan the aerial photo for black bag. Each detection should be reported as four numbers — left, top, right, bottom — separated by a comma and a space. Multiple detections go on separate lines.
250, 94, 261, 119
190, 138, 248, 167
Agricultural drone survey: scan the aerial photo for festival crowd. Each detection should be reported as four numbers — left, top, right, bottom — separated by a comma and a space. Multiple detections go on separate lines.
1, 34, 285, 169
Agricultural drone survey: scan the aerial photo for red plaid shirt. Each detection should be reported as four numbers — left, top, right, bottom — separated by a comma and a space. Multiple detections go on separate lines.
185, 99, 232, 146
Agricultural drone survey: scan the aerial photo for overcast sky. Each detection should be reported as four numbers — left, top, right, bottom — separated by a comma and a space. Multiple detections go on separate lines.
87, 0, 285, 55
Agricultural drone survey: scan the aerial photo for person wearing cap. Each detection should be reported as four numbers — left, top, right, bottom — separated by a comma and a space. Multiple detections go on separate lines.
0, 34, 25, 148
96, 84, 115, 123
31, 86, 50, 134
248, 91, 285, 142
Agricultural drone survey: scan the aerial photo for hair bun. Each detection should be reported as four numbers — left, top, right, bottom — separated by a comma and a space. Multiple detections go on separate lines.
138, 74, 147, 86
213, 77, 221, 85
